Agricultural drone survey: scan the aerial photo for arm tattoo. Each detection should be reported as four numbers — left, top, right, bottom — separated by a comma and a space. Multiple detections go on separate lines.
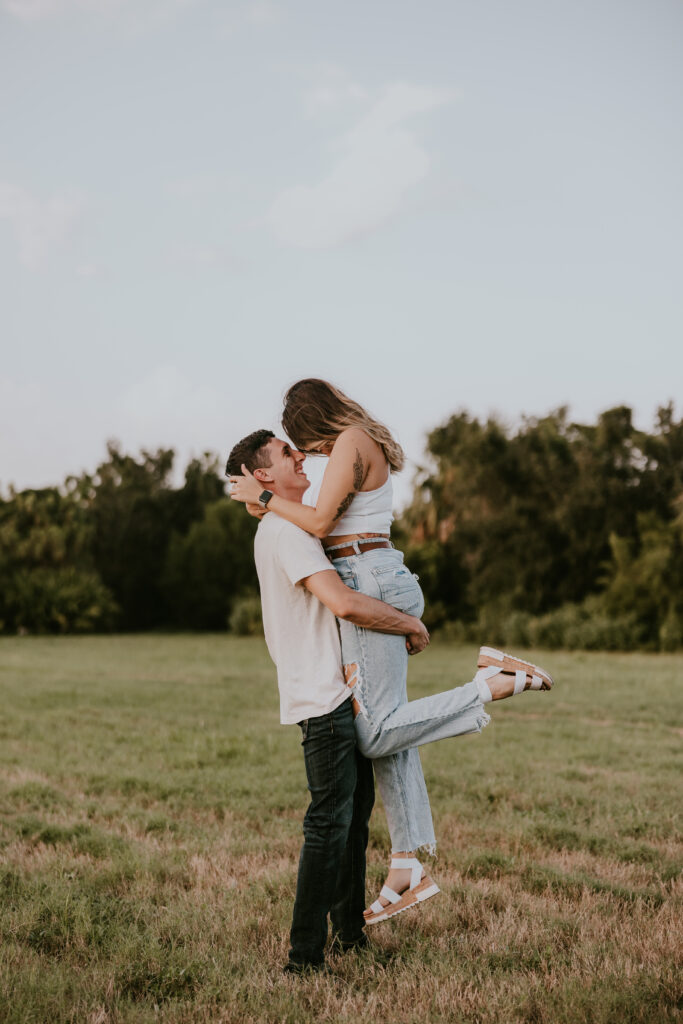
334, 492, 355, 521
334, 449, 365, 521
352, 448, 364, 490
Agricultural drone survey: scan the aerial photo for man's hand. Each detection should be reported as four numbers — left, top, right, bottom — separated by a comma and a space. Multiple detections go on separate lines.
302, 570, 431, 644
406, 621, 430, 655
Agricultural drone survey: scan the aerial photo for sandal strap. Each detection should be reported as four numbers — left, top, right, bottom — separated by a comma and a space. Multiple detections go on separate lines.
476, 665, 501, 681
513, 669, 527, 695
474, 665, 499, 703
379, 884, 402, 905
529, 673, 543, 690
390, 857, 422, 889
479, 646, 553, 688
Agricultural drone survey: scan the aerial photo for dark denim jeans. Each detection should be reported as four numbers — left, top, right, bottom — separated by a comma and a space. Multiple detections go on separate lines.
288, 698, 375, 968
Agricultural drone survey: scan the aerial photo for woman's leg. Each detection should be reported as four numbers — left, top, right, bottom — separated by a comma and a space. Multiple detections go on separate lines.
336, 550, 490, 761
338, 613, 437, 856
352, 662, 490, 758
333, 547, 489, 912
338, 614, 438, 912
334, 548, 442, 917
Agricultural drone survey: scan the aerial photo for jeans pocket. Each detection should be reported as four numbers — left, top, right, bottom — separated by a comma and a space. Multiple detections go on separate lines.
335, 569, 358, 591
373, 566, 424, 614
299, 719, 309, 743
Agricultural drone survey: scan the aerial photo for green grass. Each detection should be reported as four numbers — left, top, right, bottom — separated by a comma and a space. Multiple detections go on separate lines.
0, 636, 681, 1024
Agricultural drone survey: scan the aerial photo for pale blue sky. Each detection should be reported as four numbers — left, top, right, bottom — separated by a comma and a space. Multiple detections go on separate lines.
2, 0, 682, 506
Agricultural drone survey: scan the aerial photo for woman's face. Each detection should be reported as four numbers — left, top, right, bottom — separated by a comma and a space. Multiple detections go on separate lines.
296, 439, 334, 457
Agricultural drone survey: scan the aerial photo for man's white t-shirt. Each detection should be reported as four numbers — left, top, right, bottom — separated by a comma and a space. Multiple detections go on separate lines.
254, 512, 349, 725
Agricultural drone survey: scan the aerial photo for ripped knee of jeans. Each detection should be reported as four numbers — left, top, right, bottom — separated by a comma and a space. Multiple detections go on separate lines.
343, 662, 366, 718
343, 662, 359, 687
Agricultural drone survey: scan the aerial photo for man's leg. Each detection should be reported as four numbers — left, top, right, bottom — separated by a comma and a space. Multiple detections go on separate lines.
287, 699, 357, 970
329, 747, 375, 949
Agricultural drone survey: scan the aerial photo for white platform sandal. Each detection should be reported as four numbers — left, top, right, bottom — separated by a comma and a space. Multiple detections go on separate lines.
364, 858, 440, 926
477, 646, 554, 690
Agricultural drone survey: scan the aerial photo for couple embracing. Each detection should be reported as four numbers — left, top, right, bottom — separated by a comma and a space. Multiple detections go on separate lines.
226, 378, 554, 974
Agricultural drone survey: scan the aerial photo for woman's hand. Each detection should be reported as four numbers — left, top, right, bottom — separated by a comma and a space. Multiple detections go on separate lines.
246, 501, 267, 520
229, 464, 264, 505
406, 621, 430, 655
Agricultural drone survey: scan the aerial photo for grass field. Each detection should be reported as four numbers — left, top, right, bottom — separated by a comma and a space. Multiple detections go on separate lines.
0, 636, 681, 1024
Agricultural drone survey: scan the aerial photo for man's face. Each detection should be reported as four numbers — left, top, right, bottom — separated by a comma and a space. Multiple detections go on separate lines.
259, 438, 309, 497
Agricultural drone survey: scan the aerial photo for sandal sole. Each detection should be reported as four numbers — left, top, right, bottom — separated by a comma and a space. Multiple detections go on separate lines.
364, 877, 441, 925
477, 646, 554, 689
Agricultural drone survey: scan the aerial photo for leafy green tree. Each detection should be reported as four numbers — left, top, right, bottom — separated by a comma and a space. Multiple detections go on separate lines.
81, 443, 176, 630
0, 486, 117, 633
7, 567, 118, 634
167, 453, 227, 536
73, 445, 231, 630
162, 500, 258, 629
601, 503, 683, 649
399, 404, 683, 648
2, 405, 681, 647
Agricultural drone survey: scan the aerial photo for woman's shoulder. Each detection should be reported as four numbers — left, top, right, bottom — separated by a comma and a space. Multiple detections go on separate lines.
334, 426, 382, 455
331, 427, 387, 487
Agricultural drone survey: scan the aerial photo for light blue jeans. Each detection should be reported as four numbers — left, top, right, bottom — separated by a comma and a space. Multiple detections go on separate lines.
332, 546, 490, 855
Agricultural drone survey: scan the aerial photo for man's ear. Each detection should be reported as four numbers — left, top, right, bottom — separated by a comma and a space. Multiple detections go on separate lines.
253, 467, 273, 484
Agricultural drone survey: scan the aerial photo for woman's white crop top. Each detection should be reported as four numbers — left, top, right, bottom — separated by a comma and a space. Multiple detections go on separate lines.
327, 472, 394, 536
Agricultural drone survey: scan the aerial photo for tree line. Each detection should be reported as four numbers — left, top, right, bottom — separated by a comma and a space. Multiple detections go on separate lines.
0, 444, 258, 636
397, 403, 683, 651
1, 404, 682, 650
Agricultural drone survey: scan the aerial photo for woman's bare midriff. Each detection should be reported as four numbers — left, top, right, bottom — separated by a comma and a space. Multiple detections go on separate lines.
322, 532, 390, 549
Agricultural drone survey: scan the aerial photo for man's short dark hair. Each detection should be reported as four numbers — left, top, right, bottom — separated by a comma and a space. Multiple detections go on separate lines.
225, 429, 275, 476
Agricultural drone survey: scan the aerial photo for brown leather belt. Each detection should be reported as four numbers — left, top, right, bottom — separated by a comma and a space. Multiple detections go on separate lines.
325, 539, 392, 561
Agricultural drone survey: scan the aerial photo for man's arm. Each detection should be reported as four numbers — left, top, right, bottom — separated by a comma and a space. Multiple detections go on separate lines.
302, 569, 429, 654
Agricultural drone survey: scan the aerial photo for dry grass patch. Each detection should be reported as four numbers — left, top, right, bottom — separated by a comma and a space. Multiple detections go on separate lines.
0, 636, 680, 1023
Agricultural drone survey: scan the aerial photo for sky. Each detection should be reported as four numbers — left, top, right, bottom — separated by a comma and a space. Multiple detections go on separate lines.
1, 0, 682, 508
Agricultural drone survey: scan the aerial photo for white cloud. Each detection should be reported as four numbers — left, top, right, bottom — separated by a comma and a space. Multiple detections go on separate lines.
3, 0, 279, 35
267, 83, 457, 249
0, 181, 83, 270
3, 0, 114, 19
164, 175, 216, 199
303, 65, 368, 117
75, 261, 99, 277
0, 374, 49, 492
2, 0, 198, 22
0, 365, 225, 493
167, 242, 230, 268
244, 0, 280, 27
215, 1, 281, 38
117, 365, 223, 451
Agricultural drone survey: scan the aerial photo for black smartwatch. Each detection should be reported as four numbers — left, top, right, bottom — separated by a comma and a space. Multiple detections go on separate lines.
258, 489, 274, 509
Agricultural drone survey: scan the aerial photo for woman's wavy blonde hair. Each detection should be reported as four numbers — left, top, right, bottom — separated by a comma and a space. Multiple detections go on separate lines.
282, 378, 405, 473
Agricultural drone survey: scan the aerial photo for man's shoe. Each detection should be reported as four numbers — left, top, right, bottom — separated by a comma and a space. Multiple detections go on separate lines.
330, 932, 370, 954
283, 959, 325, 976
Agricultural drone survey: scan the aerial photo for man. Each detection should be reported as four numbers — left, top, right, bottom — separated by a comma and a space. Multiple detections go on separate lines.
225, 429, 429, 974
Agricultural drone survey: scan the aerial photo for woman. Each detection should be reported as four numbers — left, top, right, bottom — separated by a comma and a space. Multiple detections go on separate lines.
229, 378, 553, 924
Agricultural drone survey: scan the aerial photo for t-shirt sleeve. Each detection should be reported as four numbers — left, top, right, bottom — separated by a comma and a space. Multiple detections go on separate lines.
276, 521, 334, 586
